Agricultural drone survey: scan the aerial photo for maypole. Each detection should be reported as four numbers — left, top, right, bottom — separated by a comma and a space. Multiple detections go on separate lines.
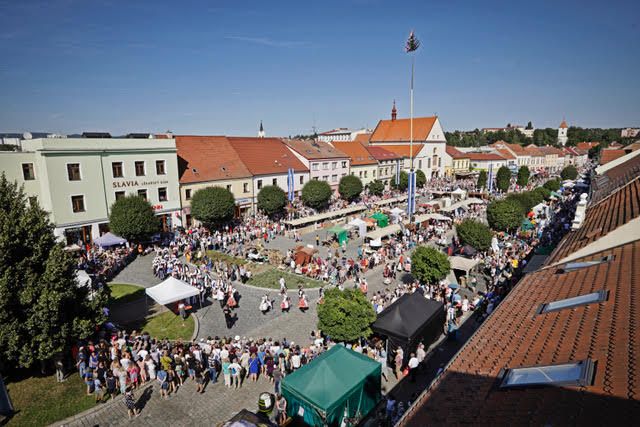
405, 30, 420, 217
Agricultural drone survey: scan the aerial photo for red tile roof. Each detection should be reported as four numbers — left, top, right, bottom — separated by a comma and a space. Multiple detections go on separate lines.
352, 133, 371, 144
496, 148, 516, 159
370, 116, 437, 142
330, 141, 376, 166
549, 177, 640, 263
401, 239, 640, 426
559, 119, 568, 128
591, 151, 640, 204
365, 145, 403, 161
577, 141, 599, 151
525, 144, 545, 157
284, 139, 348, 160
176, 136, 252, 184
538, 145, 565, 156
600, 149, 627, 165
373, 144, 424, 159
445, 146, 469, 159
227, 137, 308, 176
466, 152, 505, 161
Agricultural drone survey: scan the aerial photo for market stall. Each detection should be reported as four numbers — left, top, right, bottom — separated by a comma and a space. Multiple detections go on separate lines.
327, 225, 349, 245
281, 345, 381, 427
370, 212, 389, 228
348, 218, 367, 237
294, 245, 318, 266
94, 232, 126, 248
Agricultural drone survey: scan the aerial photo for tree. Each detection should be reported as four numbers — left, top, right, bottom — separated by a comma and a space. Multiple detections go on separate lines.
302, 180, 332, 211
561, 165, 578, 181
486, 199, 523, 232
477, 170, 488, 189
317, 288, 376, 342
516, 166, 530, 187
338, 175, 363, 202
108, 195, 160, 242
411, 246, 451, 285
190, 186, 235, 227
257, 185, 287, 217
0, 175, 106, 368
506, 191, 540, 215
543, 179, 561, 192
367, 179, 385, 196
496, 166, 511, 192
456, 219, 493, 251
391, 171, 409, 191
415, 169, 426, 188
526, 121, 533, 130
533, 186, 552, 200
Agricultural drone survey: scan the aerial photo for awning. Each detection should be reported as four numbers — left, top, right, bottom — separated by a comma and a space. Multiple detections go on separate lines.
145, 277, 200, 305
373, 195, 407, 207
94, 232, 126, 248
413, 213, 452, 223
449, 256, 481, 273
365, 224, 401, 241
283, 205, 366, 227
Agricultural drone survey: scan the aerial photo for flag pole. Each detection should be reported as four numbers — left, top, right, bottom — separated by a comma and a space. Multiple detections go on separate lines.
410, 54, 414, 170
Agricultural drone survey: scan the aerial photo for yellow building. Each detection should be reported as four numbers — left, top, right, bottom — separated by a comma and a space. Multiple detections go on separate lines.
444, 146, 471, 177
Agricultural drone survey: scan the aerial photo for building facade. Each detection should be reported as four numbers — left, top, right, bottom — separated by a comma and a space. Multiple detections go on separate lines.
317, 128, 369, 143
466, 152, 508, 171
330, 139, 378, 186
0, 137, 180, 244
443, 146, 471, 176
284, 139, 350, 191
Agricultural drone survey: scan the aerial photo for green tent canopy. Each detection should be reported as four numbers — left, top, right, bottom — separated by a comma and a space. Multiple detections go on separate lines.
370, 212, 389, 228
521, 218, 535, 231
282, 345, 381, 426
327, 225, 348, 245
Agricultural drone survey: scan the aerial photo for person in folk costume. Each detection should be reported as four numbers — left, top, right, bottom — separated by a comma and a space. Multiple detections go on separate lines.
318, 286, 325, 304
359, 277, 368, 294
280, 294, 290, 313
298, 291, 309, 312
259, 294, 272, 314
226, 286, 237, 309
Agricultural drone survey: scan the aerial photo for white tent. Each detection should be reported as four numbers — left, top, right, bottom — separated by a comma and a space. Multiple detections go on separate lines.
449, 256, 481, 274
390, 207, 404, 224
451, 188, 467, 200
145, 277, 200, 306
348, 218, 367, 236
365, 224, 401, 241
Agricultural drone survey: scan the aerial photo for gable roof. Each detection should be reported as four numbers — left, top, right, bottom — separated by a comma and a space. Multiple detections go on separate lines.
466, 152, 505, 161
370, 116, 437, 142
375, 144, 424, 159
577, 141, 599, 151
227, 137, 308, 176
525, 144, 545, 156
559, 119, 568, 128
284, 139, 348, 160
176, 136, 252, 183
496, 148, 516, 159
401, 240, 640, 426
590, 151, 640, 204
330, 141, 376, 166
365, 145, 404, 161
600, 149, 627, 165
538, 145, 565, 156
352, 133, 371, 144
445, 146, 469, 159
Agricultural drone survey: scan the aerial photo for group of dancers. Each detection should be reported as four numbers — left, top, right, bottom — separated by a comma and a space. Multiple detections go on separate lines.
258, 278, 313, 315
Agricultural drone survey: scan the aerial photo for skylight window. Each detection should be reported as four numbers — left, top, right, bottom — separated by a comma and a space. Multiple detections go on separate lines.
558, 255, 614, 273
537, 290, 608, 314
499, 360, 595, 389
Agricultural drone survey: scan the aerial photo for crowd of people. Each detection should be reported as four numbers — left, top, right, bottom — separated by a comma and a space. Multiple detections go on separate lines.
78, 245, 137, 282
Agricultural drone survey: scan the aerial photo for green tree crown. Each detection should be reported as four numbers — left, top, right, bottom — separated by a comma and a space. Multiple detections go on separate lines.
411, 246, 451, 285
486, 199, 523, 231
317, 288, 376, 342
109, 195, 160, 242
302, 180, 333, 211
456, 219, 493, 251
257, 185, 287, 216
190, 186, 236, 228
338, 175, 363, 202
496, 166, 512, 192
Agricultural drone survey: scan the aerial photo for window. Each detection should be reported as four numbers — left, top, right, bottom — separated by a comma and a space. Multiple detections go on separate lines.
243, 183, 249, 193
115, 191, 125, 200
364, 171, 368, 178
185, 189, 192, 200
312, 163, 319, 171
373, 170, 376, 177
71, 195, 85, 213
322, 175, 329, 181
112, 162, 123, 178
428, 158, 432, 168
342, 161, 347, 168
331, 162, 337, 170
138, 189, 147, 201
314, 177, 319, 180
257, 180, 263, 190
558, 255, 614, 273
158, 187, 168, 202
299, 176, 304, 185
272, 178, 277, 186
135, 161, 145, 176
537, 290, 608, 314
499, 360, 595, 389
67, 163, 81, 181
226, 184, 232, 192
331, 174, 337, 182
322, 162, 329, 170
418, 160, 422, 169
439, 158, 442, 167
156, 160, 166, 175
359, 171, 363, 178
22, 163, 35, 180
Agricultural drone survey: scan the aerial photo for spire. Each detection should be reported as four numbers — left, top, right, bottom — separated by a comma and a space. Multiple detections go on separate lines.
391, 100, 397, 121
258, 121, 265, 138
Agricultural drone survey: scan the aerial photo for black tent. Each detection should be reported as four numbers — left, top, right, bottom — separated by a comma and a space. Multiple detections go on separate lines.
372, 291, 445, 365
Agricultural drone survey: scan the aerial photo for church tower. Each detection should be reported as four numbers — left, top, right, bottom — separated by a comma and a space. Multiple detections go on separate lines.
258, 121, 265, 138
558, 118, 568, 145
391, 100, 397, 121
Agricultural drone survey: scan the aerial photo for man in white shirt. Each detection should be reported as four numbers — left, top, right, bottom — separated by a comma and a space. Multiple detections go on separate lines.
408, 353, 419, 383
291, 353, 301, 370
416, 343, 426, 363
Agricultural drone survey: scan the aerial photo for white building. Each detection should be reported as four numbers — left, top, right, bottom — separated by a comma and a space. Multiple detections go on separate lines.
558, 119, 569, 145
621, 128, 640, 138
0, 135, 181, 244
317, 128, 370, 143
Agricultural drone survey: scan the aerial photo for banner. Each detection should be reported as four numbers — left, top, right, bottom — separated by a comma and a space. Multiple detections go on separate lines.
407, 170, 416, 215
395, 160, 401, 185
287, 168, 295, 201
488, 164, 494, 193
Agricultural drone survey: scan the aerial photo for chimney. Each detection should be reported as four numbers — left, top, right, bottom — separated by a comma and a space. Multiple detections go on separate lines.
391, 100, 397, 121
571, 193, 588, 230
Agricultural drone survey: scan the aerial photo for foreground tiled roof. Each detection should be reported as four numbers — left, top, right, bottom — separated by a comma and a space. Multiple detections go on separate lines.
401, 240, 640, 426
600, 149, 627, 165
577, 141, 600, 151
445, 146, 469, 159
330, 141, 376, 165
176, 136, 252, 183
352, 133, 371, 144
373, 144, 424, 159
284, 139, 348, 160
370, 116, 437, 142
227, 137, 308, 176
548, 177, 640, 263
365, 145, 403, 161
591, 153, 640, 204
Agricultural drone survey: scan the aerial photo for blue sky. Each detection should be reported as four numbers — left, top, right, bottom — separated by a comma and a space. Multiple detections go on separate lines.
0, 0, 638, 136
